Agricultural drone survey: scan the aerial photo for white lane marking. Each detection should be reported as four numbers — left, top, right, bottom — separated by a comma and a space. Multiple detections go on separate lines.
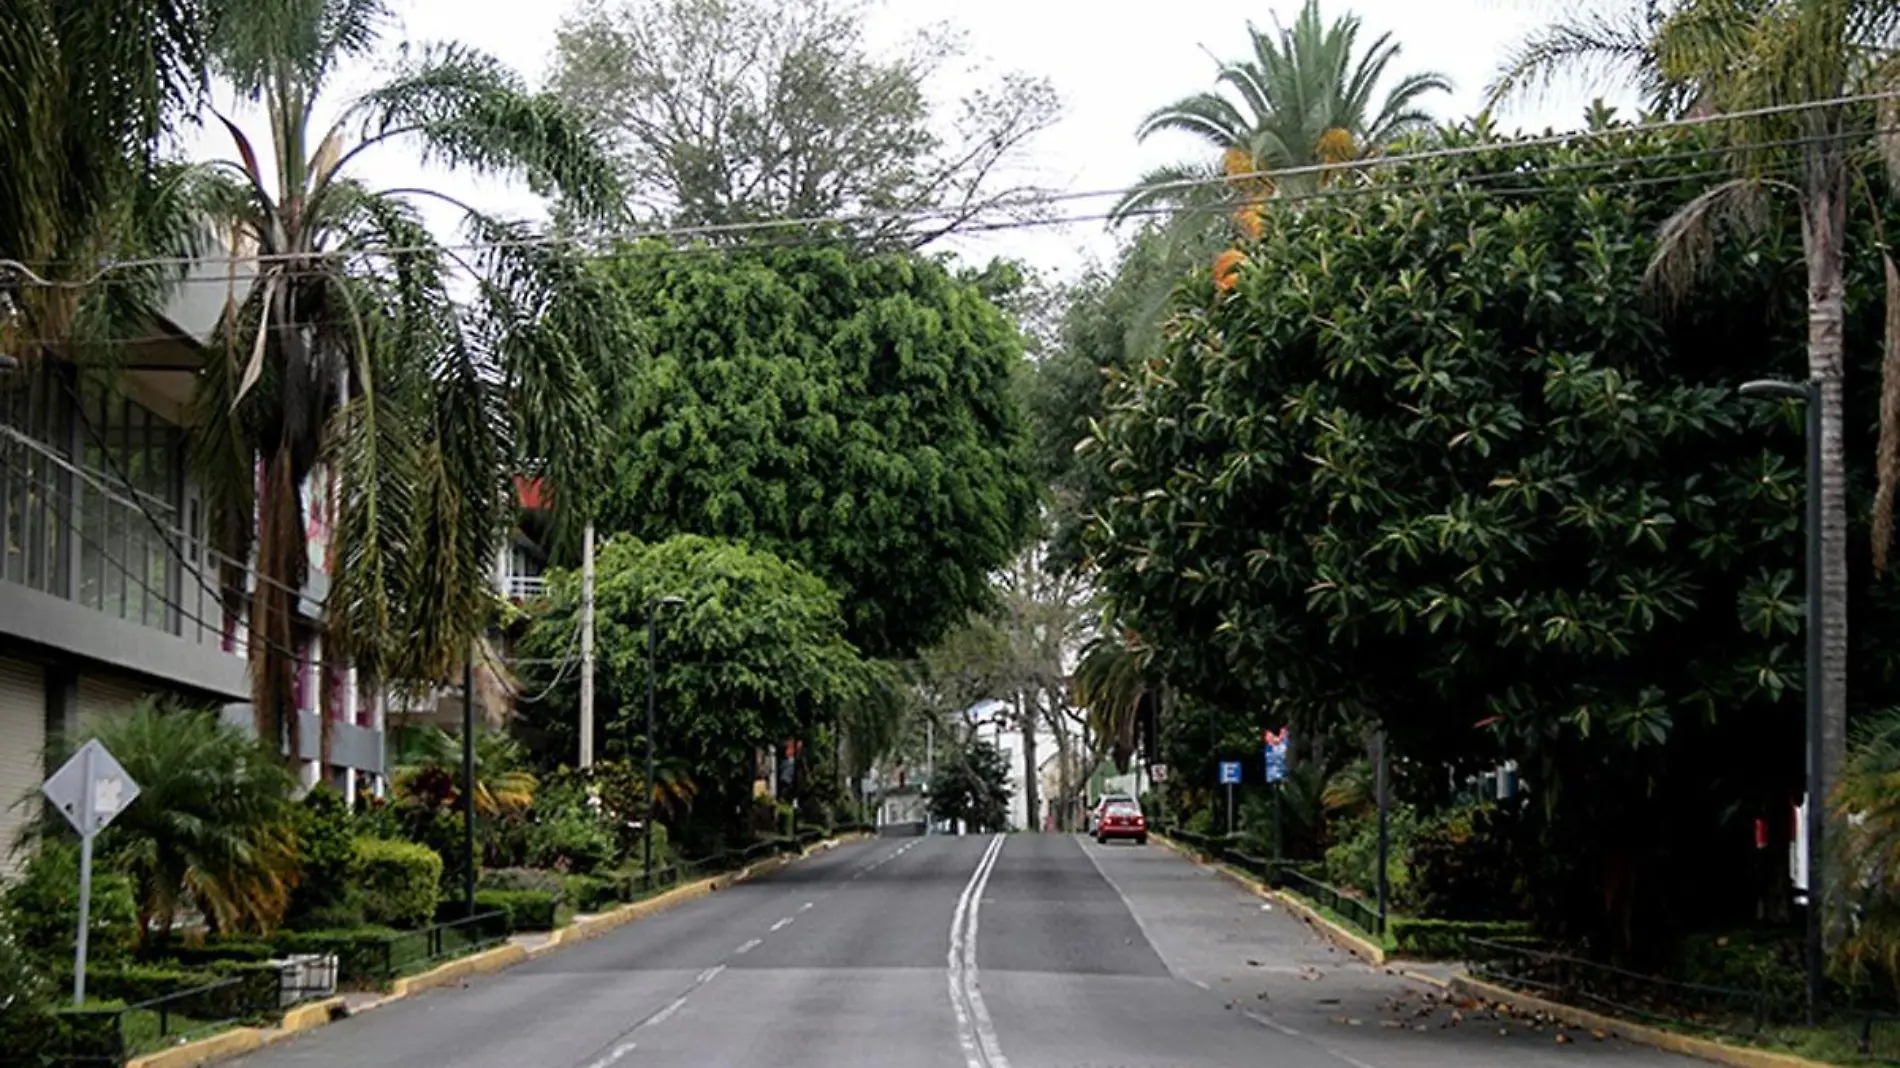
1080, 833, 1184, 982
800, 901, 815, 911
696, 964, 725, 985
1242, 1010, 1386, 1068
1242, 1009, 1300, 1036
646, 995, 690, 1028
771, 916, 794, 931
947, 834, 1011, 1068
1189, 978, 1210, 990
735, 938, 762, 955
581, 1039, 639, 1068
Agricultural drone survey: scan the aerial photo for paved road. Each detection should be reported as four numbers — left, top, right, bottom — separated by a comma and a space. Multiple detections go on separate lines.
230, 834, 1703, 1068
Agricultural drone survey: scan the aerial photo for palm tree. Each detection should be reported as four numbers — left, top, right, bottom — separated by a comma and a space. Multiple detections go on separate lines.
1491, 0, 1900, 872
184, 0, 631, 761
22, 700, 301, 941
1111, 0, 1450, 225
1489, 1, 1706, 117
394, 726, 537, 817
0, 0, 218, 354
1071, 632, 1151, 773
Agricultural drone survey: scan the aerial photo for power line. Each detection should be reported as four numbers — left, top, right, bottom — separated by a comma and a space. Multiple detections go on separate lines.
1, 86, 1895, 286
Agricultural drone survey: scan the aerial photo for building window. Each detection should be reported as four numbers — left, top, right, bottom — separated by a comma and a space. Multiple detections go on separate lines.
0, 359, 72, 597
73, 375, 184, 633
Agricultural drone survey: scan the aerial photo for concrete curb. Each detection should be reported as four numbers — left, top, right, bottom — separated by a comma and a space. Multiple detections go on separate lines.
130, 834, 867, 1067
1151, 832, 1388, 967
1451, 972, 1831, 1068
125, 996, 345, 1068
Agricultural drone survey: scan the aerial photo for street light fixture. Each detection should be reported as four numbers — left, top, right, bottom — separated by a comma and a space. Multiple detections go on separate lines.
1739, 375, 1824, 1025
644, 595, 686, 883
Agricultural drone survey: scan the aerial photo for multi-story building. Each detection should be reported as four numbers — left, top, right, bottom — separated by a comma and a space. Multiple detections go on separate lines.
0, 266, 385, 876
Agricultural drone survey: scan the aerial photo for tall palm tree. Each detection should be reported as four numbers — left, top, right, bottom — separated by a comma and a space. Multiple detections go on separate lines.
1111, 0, 1451, 225
0, 0, 218, 354
1491, 0, 1900, 863
185, 0, 631, 760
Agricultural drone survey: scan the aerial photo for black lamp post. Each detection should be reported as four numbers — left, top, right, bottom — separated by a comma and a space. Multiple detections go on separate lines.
644, 595, 685, 883
1739, 376, 1824, 1025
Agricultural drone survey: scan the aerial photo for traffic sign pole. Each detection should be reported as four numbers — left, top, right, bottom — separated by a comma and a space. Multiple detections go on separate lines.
73, 743, 94, 1006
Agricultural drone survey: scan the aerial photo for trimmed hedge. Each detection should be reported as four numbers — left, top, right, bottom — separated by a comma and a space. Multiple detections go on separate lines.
64, 962, 282, 1020
564, 875, 618, 914
273, 927, 405, 985
1388, 918, 1535, 960
355, 837, 443, 929
159, 940, 277, 967
474, 890, 559, 932
480, 867, 567, 904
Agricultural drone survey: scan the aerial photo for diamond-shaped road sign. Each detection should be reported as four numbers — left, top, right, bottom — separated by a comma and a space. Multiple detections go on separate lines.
42, 739, 140, 837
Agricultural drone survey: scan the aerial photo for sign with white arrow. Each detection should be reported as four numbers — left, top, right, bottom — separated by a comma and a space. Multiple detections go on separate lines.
41, 739, 141, 1006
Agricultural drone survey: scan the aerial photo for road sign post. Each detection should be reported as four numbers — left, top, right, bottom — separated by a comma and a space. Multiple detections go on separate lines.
42, 739, 140, 1006
1218, 761, 1241, 836
1263, 729, 1289, 860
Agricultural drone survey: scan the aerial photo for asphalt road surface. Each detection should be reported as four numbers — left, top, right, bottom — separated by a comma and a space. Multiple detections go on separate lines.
229, 834, 1705, 1068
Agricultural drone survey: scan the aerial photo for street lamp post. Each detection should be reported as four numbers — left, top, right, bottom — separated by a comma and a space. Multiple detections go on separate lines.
644, 595, 685, 885
1739, 377, 1824, 1026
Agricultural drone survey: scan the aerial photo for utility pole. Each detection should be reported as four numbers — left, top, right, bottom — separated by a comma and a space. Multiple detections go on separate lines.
1375, 728, 1390, 934
462, 640, 477, 918
925, 717, 935, 837
579, 521, 596, 768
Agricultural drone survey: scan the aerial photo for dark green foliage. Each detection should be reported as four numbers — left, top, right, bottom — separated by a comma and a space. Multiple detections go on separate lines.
352, 838, 443, 929
591, 244, 1041, 659
562, 875, 618, 914
286, 786, 358, 928
524, 790, 616, 876
515, 534, 863, 837
1388, 918, 1534, 961
1324, 806, 1419, 905
1674, 930, 1805, 1005
1407, 805, 1529, 922
1084, 118, 1900, 953
74, 962, 280, 1020
474, 890, 558, 932
5, 841, 138, 967
359, 798, 475, 901
271, 927, 402, 986
158, 940, 276, 967
928, 739, 1012, 832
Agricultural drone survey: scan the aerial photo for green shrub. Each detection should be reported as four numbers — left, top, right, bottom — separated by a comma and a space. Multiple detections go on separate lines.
631, 821, 670, 872
272, 927, 402, 985
1407, 803, 1528, 921
479, 867, 567, 903
284, 899, 365, 932
354, 838, 442, 929
526, 805, 615, 875
1324, 806, 1418, 905
474, 890, 558, 932
5, 841, 138, 966
563, 875, 618, 913
1388, 918, 1534, 960
1676, 930, 1805, 1005
159, 940, 276, 967
286, 786, 359, 927
0, 901, 54, 1052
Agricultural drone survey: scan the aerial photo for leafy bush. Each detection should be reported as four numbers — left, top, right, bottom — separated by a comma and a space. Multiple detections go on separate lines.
5, 840, 138, 966
286, 786, 358, 927
272, 927, 402, 986
71, 962, 282, 1019
1407, 803, 1528, 921
526, 803, 616, 875
564, 875, 619, 913
474, 890, 559, 932
1324, 806, 1418, 906
284, 899, 365, 932
354, 838, 443, 929
160, 940, 277, 967
479, 867, 567, 904
0, 901, 53, 1052
1676, 930, 1805, 1005
1388, 918, 1534, 960
358, 798, 477, 898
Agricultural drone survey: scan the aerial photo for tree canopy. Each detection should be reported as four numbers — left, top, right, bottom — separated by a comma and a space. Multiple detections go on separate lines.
548, 0, 1058, 244
593, 243, 1042, 659
1082, 118, 1900, 949
513, 534, 864, 798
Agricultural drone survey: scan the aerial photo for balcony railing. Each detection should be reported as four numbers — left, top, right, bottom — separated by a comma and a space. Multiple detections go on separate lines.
504, 574, 548, 601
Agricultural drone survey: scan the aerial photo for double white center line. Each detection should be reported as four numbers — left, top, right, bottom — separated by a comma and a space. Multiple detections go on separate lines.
947, 834, 1010, 1068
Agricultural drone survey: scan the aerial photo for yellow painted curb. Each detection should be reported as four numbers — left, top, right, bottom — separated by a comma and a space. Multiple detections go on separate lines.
1152, 832, 1388, 967
1452, 973, 1829, 1068
387, 942, 528, 998
125, 997, 344, 1068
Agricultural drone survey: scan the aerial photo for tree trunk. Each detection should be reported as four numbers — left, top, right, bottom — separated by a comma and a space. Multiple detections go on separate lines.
253, 446, 309, 765
1018, 691, 1040, 833
1801, 172, 1850, 798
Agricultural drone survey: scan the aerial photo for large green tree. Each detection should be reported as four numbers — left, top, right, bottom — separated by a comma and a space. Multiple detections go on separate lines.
592, 243, 1041, 659
547, 0, 1058, 244
1492, 0, 1900, 843
183, 0, 628, 756
1084, 120, 1900, 953
512, 534, 864, 833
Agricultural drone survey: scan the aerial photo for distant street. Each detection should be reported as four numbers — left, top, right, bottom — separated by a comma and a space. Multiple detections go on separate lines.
228, 836, 1700, 1068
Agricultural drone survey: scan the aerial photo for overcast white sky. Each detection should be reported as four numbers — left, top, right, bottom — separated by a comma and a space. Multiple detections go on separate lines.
187, 0, 1635, 279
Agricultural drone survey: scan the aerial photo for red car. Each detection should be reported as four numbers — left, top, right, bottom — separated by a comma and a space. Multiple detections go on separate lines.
1094, 800, 1147, 845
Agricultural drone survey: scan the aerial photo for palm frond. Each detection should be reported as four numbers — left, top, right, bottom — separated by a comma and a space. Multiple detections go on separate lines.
1489, 2, 1683, 114
1643, 176, 1782, 304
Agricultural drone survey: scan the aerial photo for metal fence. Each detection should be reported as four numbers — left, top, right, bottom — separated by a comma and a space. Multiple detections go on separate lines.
1467, 937, 1800, 1039
1155, 824, 1385, 939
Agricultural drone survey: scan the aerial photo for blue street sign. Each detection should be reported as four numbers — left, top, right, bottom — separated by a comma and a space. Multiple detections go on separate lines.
1218, 761, 1242, 785
1264, 746, 1287, 784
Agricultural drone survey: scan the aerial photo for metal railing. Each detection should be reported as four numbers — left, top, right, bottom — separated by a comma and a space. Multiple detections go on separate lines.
20, 959, 326, 1066
503, 574, 548, 601
1467, 937, 1801, 1039
290, 909, 510, 988
1154, 824, 1384, 937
